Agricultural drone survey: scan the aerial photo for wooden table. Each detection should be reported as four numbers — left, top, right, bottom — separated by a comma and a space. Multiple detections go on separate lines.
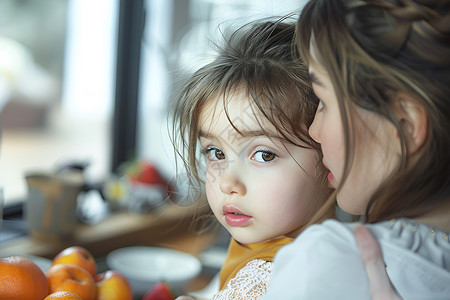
1, 203, 220, 296
0, 203, 216, 259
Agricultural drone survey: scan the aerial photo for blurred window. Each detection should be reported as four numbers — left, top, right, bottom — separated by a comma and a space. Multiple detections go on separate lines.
0, 0, 306, 208
0, 0, 118, 207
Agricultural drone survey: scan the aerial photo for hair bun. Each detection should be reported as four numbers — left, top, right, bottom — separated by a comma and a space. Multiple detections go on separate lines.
367, 0, 450, 34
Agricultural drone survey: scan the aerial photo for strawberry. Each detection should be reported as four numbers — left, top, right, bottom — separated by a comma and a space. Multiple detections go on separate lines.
119, 160, 174, 195
137, 162, 165, 185
141, 282, 174, 300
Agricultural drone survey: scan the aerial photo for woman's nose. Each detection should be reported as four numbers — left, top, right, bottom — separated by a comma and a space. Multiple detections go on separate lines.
220, 167, 246, 196
308, 113, 321, 143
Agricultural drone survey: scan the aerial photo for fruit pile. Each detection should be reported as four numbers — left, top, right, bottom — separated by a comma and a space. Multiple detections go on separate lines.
0, 246, 173, 300
104, 160, 175, 213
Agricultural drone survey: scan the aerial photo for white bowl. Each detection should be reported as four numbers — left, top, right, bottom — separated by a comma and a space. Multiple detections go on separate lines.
106, 246, 202, 296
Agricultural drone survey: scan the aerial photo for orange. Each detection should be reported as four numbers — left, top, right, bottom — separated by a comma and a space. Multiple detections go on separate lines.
46, 264, 96, 300
52, 246, 97, 278
44, 291, 83, 300
0, 256, 49, 300
95, 270, 133, 300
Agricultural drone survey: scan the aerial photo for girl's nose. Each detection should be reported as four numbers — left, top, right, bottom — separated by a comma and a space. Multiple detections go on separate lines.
308, 112, 321, 143
220, 168, 247, 196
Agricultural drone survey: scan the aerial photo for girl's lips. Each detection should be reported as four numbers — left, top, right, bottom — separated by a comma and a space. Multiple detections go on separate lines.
225, 214, 253, 226
222, 205, 245, 215
222, 205, 253, 227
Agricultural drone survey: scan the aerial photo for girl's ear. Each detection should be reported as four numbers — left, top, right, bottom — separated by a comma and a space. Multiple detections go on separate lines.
393, 94, 428, 154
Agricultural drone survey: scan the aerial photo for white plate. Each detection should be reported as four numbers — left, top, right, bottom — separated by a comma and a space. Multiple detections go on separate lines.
106, 246, 201, 295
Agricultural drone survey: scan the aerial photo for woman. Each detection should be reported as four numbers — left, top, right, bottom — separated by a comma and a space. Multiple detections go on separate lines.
264, 0, 449, 299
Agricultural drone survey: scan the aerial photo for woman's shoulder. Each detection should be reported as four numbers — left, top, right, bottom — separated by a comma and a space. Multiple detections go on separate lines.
367, 218, 450, 272
358, 218, 450, 267
281, 217, 450, 273
267, 219, 450, 299
366, 218, 450, 247
295, 218, 450, 261
367, 218, 450, 298
299, 218, 450, 298
272, 219, 361, 257
296, 217, 449, 244
296, 218, 359, 244
275, 219, 364, 271
267, 220, 371, 299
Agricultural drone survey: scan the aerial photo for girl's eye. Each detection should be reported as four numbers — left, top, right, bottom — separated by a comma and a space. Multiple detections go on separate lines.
253, 150, 277, 162
202, 147, 225, 161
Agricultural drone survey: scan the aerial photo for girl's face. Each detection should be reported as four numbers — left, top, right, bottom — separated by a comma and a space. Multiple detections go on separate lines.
198, 90, 320, 244
307, 44, 400, 215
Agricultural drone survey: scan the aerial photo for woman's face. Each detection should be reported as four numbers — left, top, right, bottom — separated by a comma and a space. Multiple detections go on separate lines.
307, 43, 400, 215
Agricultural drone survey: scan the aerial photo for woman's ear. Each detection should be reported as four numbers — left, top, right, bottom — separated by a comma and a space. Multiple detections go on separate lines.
393, 94, 428, 154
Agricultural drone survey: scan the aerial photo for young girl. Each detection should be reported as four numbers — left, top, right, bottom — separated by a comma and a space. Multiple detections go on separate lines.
264, 0, 450, 299
171, 19, 332, 299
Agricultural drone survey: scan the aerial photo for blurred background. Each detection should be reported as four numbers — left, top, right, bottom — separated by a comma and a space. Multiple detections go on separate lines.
0, 0, 306, 297
0, 0, 304, 210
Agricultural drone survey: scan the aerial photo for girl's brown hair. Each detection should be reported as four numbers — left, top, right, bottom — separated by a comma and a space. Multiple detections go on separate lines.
297, 0, 450, 223
171, 17, 334, 226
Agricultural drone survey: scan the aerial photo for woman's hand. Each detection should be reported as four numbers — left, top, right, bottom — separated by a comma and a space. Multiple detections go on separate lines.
354, 225, 403, 300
